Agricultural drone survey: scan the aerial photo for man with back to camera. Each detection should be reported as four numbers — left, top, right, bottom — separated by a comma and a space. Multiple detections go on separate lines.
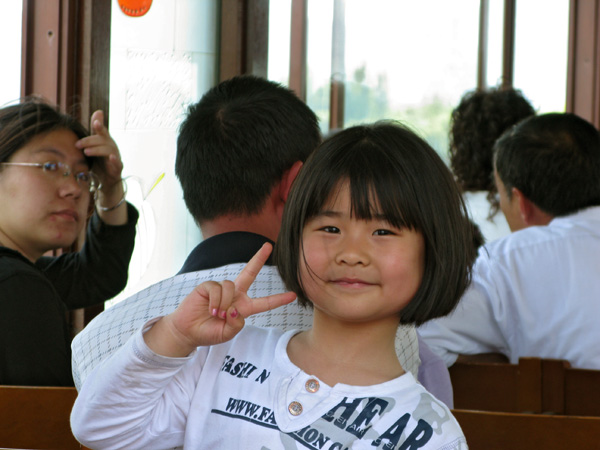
419, 112, 600, 370
72, 75, 451, 403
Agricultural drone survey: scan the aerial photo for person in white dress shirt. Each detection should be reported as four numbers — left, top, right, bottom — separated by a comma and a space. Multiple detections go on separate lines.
420, 112, 600, 370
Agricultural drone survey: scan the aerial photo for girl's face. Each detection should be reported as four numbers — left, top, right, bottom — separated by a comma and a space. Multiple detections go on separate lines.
299, 181, 425, 324
0, 129, 91, 261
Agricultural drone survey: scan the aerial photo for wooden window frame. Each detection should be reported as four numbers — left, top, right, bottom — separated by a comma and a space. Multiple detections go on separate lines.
567, 0, 600, 128
20, 0, 111, 333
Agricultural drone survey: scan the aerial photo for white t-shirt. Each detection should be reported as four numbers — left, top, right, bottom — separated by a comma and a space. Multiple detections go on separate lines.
71, 264, 420, 390
72, 324, 467, 450
419, 206, 600, 369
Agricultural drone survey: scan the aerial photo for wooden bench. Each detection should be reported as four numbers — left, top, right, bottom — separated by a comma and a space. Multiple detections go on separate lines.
453, 409, 600, 450
0, 385, 88, 449
542, 358, 600, 416
450, 357, 600, 416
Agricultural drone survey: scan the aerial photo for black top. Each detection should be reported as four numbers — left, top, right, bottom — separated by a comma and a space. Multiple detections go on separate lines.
0, 203, 138, 386
178, 231, 275, 274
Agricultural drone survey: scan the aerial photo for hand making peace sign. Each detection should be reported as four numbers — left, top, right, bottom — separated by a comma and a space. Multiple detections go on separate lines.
143, 243, 297, 357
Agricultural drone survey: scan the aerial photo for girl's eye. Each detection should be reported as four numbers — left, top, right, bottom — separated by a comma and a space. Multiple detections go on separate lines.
373, 229, 395, 236
320, 226, 340, 233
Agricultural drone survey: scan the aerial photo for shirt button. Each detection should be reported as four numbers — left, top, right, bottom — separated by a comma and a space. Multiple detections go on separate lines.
305, 378, 320, 393
288, 401, 303, 416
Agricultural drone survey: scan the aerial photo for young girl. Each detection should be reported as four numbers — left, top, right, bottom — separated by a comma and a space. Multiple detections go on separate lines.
72, 122, 475, 449
0, 99, 137, 386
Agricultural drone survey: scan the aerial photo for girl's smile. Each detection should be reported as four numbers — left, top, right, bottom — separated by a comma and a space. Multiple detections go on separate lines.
331, 277, 375, 288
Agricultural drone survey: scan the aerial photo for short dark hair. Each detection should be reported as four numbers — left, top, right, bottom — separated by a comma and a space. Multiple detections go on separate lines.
494, 112, 600, 216
276, 121, 477, 326
175, 75, 321, 222
449, 87, 535, 217
0, 98, 90, 165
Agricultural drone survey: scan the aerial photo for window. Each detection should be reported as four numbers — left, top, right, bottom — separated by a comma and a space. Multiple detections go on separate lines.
513, 0, 569, 112
268, 0, 570, 159
0, 1, 22, 106
270, 0, 482, 156
267, 0, 570, 245
317, 0, 480, 157
106, 0, 219, 305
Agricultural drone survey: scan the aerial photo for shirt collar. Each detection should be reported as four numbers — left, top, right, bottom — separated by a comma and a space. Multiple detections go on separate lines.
177, 231, 275, 274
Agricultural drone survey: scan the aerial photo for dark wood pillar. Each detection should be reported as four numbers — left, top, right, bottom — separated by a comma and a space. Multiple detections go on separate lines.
477, 0, 489, 90
566, 0, 600, 128
289, 0, 307, 100
21, 0, 112, 332
501, 0, 516, 88
219, 0, 269, 81
329, 0, 345, 131
21, 0, 110, 120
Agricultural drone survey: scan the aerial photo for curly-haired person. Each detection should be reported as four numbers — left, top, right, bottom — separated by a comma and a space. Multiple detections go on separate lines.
449, 87, 535, 242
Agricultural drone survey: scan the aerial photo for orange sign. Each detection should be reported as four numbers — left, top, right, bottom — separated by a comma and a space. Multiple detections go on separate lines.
118, 0, 153, 17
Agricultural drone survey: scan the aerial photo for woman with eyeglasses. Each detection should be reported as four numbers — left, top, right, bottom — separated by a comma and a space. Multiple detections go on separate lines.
0, 98, 138, 386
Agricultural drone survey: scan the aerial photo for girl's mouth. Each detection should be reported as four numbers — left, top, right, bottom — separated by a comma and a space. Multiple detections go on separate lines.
332, 278, 374, 288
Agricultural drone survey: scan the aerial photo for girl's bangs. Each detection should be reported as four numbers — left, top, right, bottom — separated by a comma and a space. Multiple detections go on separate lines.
305, 142, 422, 232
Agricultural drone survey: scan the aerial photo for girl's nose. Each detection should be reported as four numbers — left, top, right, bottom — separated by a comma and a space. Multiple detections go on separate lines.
335, 234, 370, 266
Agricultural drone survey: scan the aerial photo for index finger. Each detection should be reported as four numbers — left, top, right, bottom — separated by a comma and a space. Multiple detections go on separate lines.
237, 290, 297, 319
90, 110, 109, 137
234, 243, 273, 293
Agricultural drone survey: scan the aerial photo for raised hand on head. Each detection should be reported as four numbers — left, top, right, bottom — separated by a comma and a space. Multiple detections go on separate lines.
76, 110, 123, 191
76, 110, 128, 222
143, 243, 297, 357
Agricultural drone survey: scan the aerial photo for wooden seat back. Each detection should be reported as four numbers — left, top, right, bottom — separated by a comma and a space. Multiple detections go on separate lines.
449, 357, 543, 413
453, 409, 600, 450
450, 356, 600, 416
564, 367, 600, 416
0, 385, 84, 449
542, 358, 600, 416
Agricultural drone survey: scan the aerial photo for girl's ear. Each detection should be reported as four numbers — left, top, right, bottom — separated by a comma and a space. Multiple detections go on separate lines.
279, 161, 303, 202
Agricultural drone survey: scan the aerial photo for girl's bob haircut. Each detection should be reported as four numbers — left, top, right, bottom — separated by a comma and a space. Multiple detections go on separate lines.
275, 121, 477, 326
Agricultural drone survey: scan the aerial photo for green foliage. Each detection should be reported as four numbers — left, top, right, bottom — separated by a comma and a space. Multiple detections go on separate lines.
391, 96, 453, 163
306, 67, 454, 163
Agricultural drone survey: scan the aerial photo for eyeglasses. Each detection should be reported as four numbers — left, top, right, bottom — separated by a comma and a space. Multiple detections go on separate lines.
0, 161, 100, 193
